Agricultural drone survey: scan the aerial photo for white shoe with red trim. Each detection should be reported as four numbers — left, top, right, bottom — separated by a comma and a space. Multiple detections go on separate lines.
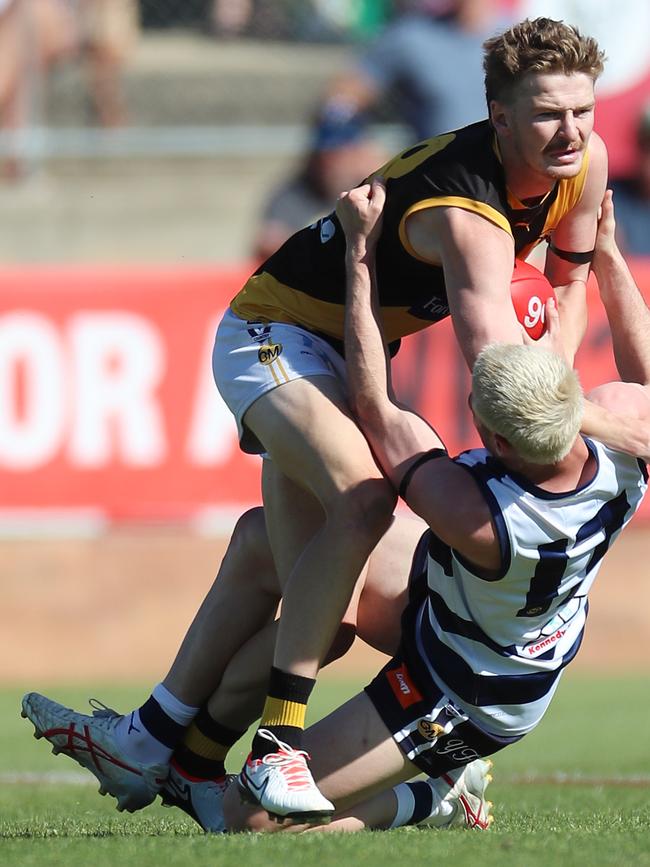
237, 728, 334, 824
21, 692, 167, 812
433, 759, 494, 829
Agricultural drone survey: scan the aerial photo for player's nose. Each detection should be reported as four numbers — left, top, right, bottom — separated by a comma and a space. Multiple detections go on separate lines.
559, 112, 579, 140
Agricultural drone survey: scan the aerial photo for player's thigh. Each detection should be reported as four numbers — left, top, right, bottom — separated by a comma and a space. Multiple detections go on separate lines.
214, 313, 382, 501
306, 691, 417, 810
245, 373, 385, 504
357, 513, 428, 655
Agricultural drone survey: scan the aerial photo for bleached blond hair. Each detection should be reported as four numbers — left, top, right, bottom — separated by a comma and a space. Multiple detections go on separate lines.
471, 343, 583, 464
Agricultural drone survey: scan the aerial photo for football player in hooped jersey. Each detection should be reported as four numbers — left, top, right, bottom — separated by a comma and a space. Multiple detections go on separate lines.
211, 17, 614, 820
221, 183, 650, 833
21, 188, 650, 833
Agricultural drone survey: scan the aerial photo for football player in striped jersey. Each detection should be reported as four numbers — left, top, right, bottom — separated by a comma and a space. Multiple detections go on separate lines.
22, 193, 650, 832
220, 182, 650, 832
211, 19, 612, 820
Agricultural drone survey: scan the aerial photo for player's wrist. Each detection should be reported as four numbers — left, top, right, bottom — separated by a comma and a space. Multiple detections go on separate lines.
345, 245, 374, 267
594, 260, 635, 300
592, 244, 624, 273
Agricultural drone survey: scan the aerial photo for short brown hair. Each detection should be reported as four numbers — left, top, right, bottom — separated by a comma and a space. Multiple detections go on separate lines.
483, 17, 605, 104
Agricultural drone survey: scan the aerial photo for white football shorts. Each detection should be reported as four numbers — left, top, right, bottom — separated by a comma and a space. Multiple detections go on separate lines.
212, 308, 346, 454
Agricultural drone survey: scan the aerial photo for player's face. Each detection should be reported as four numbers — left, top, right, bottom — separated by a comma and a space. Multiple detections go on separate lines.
493, 72, 596, 189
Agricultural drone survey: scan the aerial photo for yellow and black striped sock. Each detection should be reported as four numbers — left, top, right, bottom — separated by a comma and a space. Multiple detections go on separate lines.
251, 666, 315, 758
173, 708, 244, 780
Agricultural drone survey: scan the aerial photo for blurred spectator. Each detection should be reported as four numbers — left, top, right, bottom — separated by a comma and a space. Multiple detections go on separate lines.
210, 0, 253, 37
209, 1, 391, 42
0, 0, 76, 179
0, 0, 27, 178
610, 104, 650, 256
0, 0, 138, 178
298, 0, 392, 42
318, 0, 512, 142
252, 111, 386, 261
75, 0, 140, 127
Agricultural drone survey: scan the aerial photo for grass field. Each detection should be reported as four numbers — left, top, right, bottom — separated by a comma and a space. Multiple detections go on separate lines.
2, 671, 649, 867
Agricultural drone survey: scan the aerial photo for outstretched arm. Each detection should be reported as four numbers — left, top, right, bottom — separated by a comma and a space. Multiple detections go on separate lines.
578, 190, 650, 460
338, 179, 446, 489
543, 132, 609, 362
338, 180, 499, 569
591, 190, 650, 387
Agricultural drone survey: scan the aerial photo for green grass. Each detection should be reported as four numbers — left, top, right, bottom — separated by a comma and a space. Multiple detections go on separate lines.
2, 671, 649, 866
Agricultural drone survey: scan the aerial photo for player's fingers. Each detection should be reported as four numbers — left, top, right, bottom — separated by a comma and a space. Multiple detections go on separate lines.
543, 297, 569, 360
545, 296, 560, 332
597, 189, 615, 227
370, 176, 386, 200
352, 182, 373, 200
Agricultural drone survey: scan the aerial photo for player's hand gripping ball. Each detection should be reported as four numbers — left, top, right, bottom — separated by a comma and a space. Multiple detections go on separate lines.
510, 259, 556, 340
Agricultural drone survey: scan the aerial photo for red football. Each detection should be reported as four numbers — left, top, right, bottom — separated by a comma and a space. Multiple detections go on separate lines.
510, 259, 556, 340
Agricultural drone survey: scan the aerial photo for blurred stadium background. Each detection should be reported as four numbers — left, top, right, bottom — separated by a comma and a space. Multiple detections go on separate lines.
1, 0, 650, 685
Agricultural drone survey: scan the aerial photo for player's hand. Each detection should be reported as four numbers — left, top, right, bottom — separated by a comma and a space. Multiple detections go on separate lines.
522, 296, 569, 361
542, 296, 571, 363
592, 189, 618, 271
336, 177, 386, 255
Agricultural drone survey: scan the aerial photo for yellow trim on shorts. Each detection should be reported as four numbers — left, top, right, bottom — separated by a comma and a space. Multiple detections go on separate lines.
266, 356, 289, 385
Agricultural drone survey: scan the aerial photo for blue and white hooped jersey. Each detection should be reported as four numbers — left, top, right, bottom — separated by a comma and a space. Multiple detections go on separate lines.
413, 438, 647, 737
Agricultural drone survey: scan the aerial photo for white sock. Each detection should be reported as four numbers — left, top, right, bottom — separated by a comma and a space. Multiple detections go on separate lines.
389, 779, 452, 828
151, 683, 200, 727
114, 684, 199, 766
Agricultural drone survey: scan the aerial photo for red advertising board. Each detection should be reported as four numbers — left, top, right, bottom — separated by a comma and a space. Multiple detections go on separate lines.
1, 262, 649, 524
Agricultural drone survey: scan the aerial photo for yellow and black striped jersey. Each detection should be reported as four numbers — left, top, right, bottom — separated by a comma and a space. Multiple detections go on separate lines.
231, 120, 589, 348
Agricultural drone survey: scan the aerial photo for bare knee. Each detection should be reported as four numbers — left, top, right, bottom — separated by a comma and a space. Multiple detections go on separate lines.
224, 507, 279, 598
328, 479, 396, 545
231, 506, 267, 553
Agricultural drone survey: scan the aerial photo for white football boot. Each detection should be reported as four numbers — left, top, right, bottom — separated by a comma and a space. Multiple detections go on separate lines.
160, 761, 235, 833
21, 692, 167, 812
430, 759, 494, 829
237, 728, 334, 824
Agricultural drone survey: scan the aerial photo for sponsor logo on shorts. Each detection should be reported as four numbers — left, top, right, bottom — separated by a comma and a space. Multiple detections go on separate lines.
247, 324, 272, 343
523, 627, 566, 657
387, 664, 423, 709
520, 605, 544, 616
258, 343, 283, 365
417, 719, 445, 741
434, 737, 480, 764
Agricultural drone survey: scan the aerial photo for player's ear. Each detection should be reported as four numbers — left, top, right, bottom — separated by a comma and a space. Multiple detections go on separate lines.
489, 100, 510, 134
493, 432, 511, 457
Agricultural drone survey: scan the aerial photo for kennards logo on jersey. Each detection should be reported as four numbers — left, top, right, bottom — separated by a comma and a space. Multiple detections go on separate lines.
521, 627, 566, 658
